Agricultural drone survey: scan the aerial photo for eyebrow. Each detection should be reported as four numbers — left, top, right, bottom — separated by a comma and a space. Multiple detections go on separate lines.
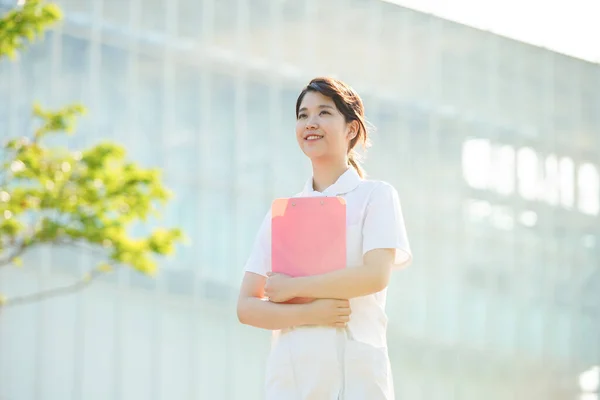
298, 105, 335, 112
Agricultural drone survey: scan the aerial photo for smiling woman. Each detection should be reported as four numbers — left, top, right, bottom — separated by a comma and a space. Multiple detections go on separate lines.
237, 77, 412, 399
295, 78, 371, 182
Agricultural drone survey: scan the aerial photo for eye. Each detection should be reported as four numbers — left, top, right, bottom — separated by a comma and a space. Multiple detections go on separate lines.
320, 110, 331, 116
297, 113, 307, 119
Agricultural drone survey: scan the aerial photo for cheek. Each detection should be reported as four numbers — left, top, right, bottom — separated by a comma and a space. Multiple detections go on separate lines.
295, 123, 304, 140
324, 123, 347, 145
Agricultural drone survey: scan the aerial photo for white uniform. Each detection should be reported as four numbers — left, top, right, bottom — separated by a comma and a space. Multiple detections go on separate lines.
244, 168, 412, 400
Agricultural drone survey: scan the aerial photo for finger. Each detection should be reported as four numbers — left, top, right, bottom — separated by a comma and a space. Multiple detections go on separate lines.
336, 300, 350, 308
337, 315, 350, 323
333, 322, 347, 328
338, 307, 352, 316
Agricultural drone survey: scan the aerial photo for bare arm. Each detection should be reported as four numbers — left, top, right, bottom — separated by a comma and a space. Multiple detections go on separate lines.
237, 272, 310, 330
266, 249, 396, 302
237, 272, 351, 330
298, 249, 395, 299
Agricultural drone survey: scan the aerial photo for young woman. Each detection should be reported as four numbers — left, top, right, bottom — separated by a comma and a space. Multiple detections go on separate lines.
237, 77, 412, 399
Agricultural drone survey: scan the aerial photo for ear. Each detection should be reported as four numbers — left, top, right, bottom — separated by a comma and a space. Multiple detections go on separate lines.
347, 121, 359, 141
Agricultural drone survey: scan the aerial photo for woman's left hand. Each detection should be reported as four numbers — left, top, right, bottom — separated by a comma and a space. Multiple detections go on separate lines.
264, 272, 297, 303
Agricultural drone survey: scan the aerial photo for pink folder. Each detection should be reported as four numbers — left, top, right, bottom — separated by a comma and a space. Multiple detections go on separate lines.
271, 197, 346, 303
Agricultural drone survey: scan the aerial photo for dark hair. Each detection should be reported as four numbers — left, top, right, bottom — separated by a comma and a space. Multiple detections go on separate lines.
295, 77, 371, 178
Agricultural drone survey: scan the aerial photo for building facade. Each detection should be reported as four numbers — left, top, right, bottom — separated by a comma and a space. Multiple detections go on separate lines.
1, 0, 599, 399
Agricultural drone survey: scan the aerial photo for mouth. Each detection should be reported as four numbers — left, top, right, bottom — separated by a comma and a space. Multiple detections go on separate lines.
304, 135, 323, 141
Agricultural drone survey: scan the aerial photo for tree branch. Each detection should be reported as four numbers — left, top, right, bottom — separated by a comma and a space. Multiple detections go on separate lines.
0, 235, 111, 268
0, 266, 112, 308
53, 237, 111, 256
0, 241, 28, 267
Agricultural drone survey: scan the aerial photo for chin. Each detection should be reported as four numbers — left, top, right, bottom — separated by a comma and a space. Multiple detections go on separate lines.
301, 148, 327, 160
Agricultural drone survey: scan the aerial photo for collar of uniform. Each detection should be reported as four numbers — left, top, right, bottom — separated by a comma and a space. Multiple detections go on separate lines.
301, 168, 362, 197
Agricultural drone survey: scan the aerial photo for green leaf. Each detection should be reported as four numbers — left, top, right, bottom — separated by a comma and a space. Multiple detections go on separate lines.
0, 3, 185, 291
0, 0, 62, 60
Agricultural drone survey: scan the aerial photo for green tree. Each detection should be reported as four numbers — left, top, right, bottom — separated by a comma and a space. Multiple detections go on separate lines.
0, 0, 184, 308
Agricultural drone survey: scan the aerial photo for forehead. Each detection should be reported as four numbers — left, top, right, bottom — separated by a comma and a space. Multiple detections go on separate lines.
299, 91, 335, 108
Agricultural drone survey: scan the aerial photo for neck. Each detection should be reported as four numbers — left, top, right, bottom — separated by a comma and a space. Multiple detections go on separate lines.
311, 158, 350, 193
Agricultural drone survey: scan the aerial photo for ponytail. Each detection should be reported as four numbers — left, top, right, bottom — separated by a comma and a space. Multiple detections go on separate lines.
348, 149, 366, 178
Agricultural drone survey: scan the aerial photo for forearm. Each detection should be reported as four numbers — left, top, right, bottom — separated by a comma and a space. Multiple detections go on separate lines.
237, 296, 311, 330
295, 264, 391, 300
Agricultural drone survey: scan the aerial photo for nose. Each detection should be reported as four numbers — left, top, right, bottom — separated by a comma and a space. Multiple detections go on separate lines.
305, 115, 318, 129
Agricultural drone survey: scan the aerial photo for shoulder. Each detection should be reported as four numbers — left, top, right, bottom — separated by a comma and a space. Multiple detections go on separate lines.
358, 179, 400, 199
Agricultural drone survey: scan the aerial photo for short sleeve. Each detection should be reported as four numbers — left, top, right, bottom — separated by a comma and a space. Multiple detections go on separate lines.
243, 209, 272, 277
362, 182, 412, 268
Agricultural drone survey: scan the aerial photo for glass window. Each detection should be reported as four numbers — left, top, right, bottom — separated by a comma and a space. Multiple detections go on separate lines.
549, 311, 571, 360
496, 49, 519, 121
559, 157, 575, 209
542, 154, 560, 205
436, 116, 463, 166
160, 185, 200, 270
19, 32, 55, 104
461, 287, 487, 347
211, 0, 237, 50
164, 62, 202, 185
59, 35, 90, 105
140, 0, 166, 33
9, 34, 51, 132
521, 50, 546, 126
439, 44, 462, 107
102, 0, 130, 26
164, 268, 195, 296
56, 0, 92, 15
552, 60, 576, 132
462, 138, 491, 190
579, 314, 599, 365
404, 103, 430, 142
517, 147, 539, 200
434, 281, 458, 344
177, 0, 201, 38
130, 53, 165, 167
463, 42, 490, 112
363, 102, 399, 180
176, 0, 214, 41
202, 73, 235, 183
246, 0, 274, 59
524, 305, 544, 358
97, 44, 130, 141
54, 35, 92, 150
578, 163, 599, 215
491, 295, 516, 355
582, 88, 600, 132
237, 79, 273, 192
198, 189, 233, 282
491, 145, 516, 196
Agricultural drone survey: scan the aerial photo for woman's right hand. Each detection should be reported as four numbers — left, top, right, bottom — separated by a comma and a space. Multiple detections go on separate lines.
306, 299, 351, 328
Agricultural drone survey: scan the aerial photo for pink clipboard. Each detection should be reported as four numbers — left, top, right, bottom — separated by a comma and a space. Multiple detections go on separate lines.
271, 196, 346, 303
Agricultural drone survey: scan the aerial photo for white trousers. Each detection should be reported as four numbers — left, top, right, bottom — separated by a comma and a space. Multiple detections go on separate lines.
264, 327, 394, 400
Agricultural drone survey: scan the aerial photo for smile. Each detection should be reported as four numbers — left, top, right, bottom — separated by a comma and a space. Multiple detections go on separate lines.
305, 135, 323, 141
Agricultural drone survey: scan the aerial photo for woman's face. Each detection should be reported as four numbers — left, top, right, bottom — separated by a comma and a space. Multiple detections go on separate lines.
296, 91, 355, 162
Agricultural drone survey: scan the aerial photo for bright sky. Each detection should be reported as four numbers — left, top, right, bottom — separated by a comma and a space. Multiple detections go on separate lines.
386, 0, 600, 64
